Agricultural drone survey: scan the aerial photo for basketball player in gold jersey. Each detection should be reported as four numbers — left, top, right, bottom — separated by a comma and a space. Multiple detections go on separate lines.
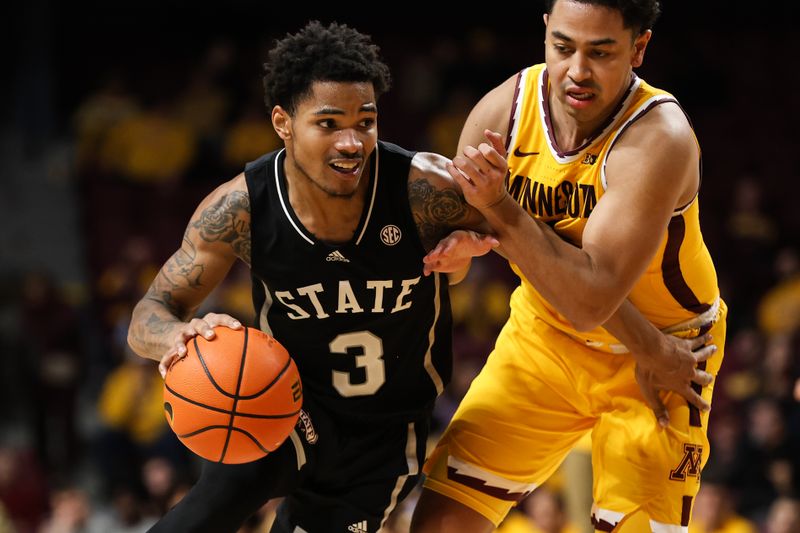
412, 1, 726, 532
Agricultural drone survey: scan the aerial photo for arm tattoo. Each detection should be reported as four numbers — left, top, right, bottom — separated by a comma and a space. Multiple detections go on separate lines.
144, 284, 184, 318
192, 191, 251, 263
146, 313, 177, 335
408, 179, 469, 250
165, 236, 204, 289
142, 238, 201, 320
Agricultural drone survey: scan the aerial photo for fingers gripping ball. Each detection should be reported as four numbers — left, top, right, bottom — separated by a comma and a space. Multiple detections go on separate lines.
163, 327, 302, 464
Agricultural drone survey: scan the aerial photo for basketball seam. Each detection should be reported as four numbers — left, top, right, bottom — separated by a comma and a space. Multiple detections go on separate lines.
220, 327, 250, 462
163, 384, 301, 418
192, 335, 293, 400
178, 425, 272, 455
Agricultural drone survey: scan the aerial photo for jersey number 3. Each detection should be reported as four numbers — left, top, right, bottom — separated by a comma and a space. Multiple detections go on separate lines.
330, 331, 385, 397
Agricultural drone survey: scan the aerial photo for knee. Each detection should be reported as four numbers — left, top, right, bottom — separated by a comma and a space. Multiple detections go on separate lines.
410, 488, 495, 533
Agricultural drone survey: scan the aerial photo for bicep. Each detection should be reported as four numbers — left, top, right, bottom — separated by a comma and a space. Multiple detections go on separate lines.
581, 118, 698, 290
145, 178, 250, 317
456, 75, 517, 157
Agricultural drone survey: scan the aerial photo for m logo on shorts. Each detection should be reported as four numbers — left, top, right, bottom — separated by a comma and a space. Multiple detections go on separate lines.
669, 443, 703, 481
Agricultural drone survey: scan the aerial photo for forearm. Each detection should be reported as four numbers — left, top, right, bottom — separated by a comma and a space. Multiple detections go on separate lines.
481, 195, 619, 330
127, 297, 189, 362
602, 299, 665, 359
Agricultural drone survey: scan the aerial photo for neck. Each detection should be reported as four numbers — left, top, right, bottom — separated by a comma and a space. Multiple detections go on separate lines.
283, 153, 372, 243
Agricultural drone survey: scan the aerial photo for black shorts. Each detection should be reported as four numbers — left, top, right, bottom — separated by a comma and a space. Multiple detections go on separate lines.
148, 398, 430, 533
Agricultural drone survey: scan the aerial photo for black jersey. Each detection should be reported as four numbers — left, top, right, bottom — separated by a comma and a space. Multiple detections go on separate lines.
244, 141, 452, 422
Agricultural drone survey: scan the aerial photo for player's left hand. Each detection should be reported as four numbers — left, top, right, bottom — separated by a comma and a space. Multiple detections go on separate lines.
447, 130, 510, 210
634, 333, 716, 428
422, 230, 499, 276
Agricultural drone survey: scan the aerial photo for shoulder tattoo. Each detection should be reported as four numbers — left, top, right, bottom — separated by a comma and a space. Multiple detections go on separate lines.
192, 190, 251, 263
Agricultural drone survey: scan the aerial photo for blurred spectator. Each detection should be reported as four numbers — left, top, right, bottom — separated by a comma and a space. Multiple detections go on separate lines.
737, 398, 798, 521
221, 96, 281, 173
93, 347, 187, 493
764, 497, 800, 533
762, 333, 798, 402
176, 39, 237, 183
140, 457, 185, 518
39, 487, 93, 533
704, 409, 749, 493
715, 328, 763, 408
0, 502, 13, 533
497, 486, 579, 533
0, 445, 48, 533
758, 247, 800, 337
72, 72, 139, 176
19, 272, 84, 476
689, 471, 756, 533
722, 176, 780, 329
175, 40, 233, 141
94, 236, 157, 338
425, 85, 476, 157
98, 96, 196, 185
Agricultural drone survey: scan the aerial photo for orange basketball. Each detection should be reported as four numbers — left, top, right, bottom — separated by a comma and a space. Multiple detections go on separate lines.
163, 326, 302, 464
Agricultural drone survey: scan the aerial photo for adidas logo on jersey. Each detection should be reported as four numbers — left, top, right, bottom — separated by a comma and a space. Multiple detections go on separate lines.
325, 250, 350, 262
347, 521, 368, 533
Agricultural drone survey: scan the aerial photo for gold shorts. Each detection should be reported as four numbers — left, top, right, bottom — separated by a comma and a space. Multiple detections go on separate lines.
424, 295, 727, 530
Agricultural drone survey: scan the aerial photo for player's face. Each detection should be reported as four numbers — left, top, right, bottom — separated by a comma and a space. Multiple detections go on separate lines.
544, 0, 651, 125
278, 81, 378, 198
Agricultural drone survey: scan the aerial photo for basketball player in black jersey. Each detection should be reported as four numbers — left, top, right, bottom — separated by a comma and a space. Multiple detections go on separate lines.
126, 21, 493, 533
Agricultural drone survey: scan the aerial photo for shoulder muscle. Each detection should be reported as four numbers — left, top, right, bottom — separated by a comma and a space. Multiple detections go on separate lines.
189, 173, 252, 265
458, 73, 518, 156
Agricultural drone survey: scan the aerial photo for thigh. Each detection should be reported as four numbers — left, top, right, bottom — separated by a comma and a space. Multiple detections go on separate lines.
150, 425, 311, 533
423, 315, 595, 526
592, 310, 727, 531
274, 413, 429, 533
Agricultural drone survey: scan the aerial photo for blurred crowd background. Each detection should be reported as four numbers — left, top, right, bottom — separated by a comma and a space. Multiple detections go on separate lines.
2, 2, 800, 532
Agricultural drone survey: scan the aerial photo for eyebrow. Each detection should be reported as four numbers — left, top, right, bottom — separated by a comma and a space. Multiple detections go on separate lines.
551, 30, 617, 46
313, 103, 377, 116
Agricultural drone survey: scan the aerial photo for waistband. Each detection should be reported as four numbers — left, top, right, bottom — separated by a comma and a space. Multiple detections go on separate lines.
581, 297, 722, 354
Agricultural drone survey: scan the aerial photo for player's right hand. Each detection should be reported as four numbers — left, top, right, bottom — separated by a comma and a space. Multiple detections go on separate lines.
423, 230, 499, 276
159, 312, 242, 379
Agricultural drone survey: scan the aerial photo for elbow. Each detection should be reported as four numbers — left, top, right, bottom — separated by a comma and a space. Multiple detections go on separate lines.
568, 316, 603, 333
126, 320, 149, 359
565, 303, 615, 333
126, 327, 142, 357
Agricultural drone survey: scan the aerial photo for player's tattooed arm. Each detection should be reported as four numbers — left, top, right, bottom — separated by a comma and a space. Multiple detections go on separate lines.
408, 152, 489, 251
128, 175, 249, 361
192, 190, 252, 265
409, 179, 469, 251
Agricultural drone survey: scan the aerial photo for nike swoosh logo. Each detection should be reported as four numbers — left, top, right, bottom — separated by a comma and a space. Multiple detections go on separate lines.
513, 146, 540, 157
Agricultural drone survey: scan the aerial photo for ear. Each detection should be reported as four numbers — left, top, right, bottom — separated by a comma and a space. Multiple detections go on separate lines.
271, 106, 292, 140
543, 13, 549, 27
631, 29, 652, 68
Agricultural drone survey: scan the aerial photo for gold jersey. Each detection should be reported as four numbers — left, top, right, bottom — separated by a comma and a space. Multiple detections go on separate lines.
505, 64, 719, 348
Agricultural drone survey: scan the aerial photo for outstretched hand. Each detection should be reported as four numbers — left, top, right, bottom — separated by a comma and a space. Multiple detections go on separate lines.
446, 130, 510, 210
633, 333, 717, 428
422, 230, 499, 277
159, 312, 243, 379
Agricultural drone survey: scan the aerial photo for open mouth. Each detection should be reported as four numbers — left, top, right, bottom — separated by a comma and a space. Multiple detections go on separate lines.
329, 160, 361, 175
565, 89, 596, 108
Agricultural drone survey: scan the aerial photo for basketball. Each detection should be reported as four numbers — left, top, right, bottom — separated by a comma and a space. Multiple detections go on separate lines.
163, 326, 302, 464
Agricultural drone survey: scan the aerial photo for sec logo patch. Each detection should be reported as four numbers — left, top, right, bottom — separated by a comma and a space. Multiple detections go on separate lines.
380, 225, 402, 245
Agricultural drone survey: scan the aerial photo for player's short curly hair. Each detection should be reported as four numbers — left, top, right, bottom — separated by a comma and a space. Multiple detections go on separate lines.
544, 0, 661, 35
262, 21, 392, 115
